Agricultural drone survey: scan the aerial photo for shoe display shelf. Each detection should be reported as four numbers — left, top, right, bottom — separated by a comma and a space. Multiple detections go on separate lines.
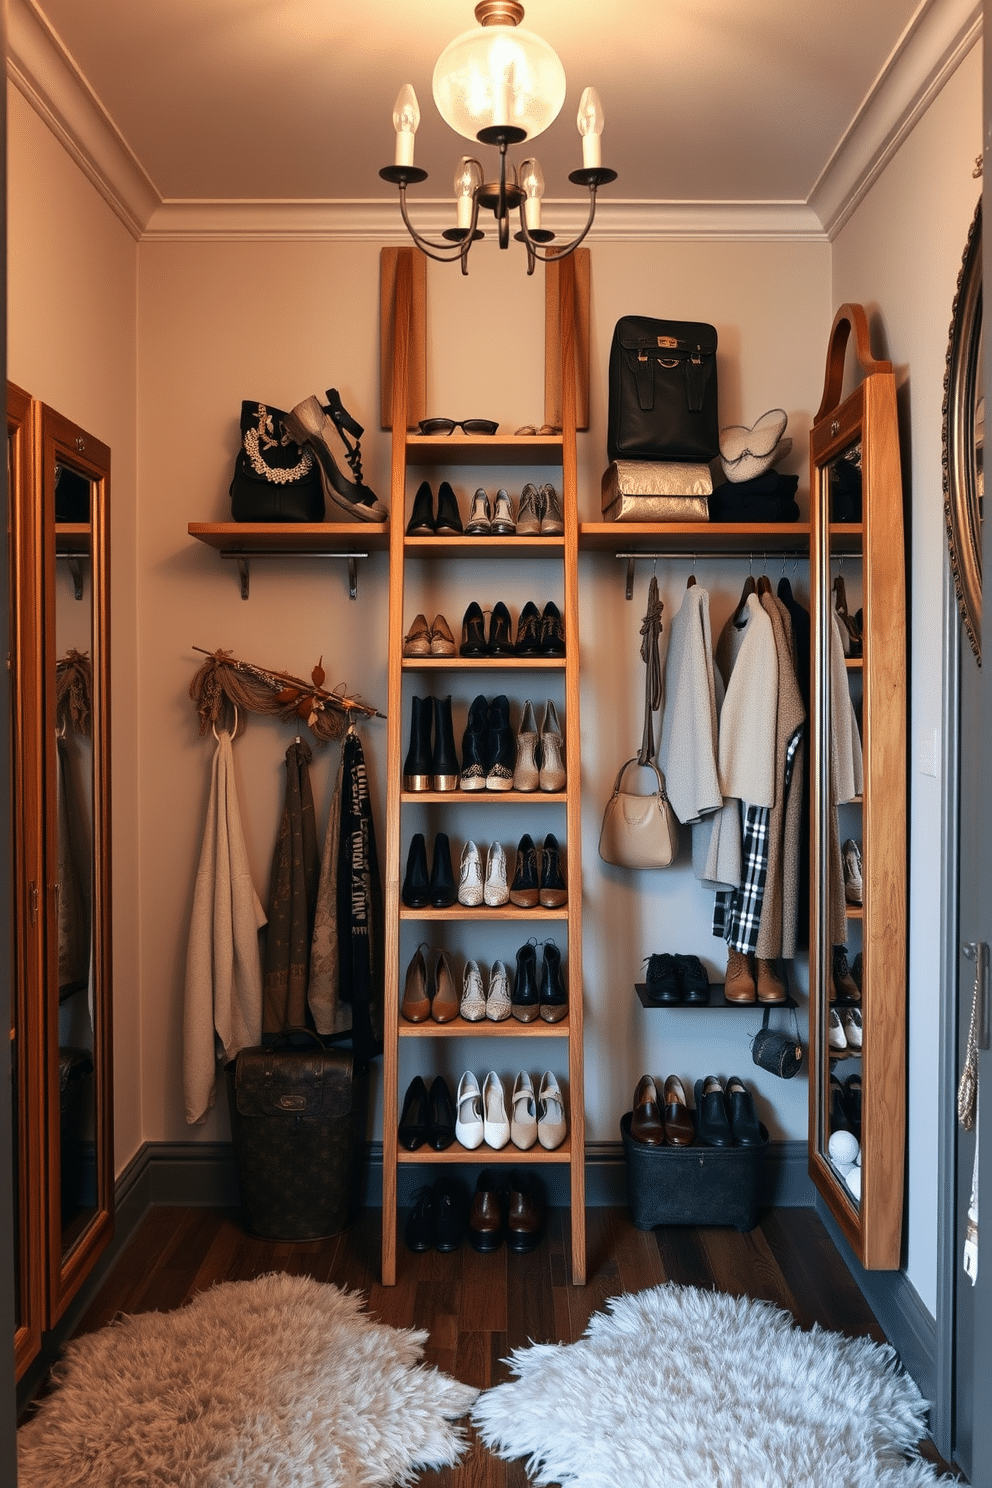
633, 983, 798, 1010
381, 248, 586, 1286
187, 522, 389, 600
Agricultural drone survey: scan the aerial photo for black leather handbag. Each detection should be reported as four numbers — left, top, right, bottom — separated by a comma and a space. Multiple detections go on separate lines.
226, 1032, 368, 1239
607, 316, 719, 464
751, 1006, 803, 1079
229, 400, 324, 522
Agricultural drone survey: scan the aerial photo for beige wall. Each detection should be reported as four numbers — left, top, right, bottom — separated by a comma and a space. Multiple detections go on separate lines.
831, 40, 983, 1314
136, 234, 829, 1147
6, 85, 142, 1171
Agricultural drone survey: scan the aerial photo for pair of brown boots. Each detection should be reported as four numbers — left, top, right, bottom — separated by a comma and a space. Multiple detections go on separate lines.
724, 950, 786, 1004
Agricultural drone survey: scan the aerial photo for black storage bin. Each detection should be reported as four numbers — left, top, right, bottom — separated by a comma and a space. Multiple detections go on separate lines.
226, 1034, 369, 1241
620, 1110, 767, 1233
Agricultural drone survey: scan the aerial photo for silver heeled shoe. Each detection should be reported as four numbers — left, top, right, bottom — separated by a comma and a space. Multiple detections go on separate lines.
514, 699, 540, 791
539, 700, 566, 792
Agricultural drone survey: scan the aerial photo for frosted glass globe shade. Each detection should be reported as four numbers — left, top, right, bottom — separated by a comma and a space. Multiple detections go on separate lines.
432, 24, 566, 142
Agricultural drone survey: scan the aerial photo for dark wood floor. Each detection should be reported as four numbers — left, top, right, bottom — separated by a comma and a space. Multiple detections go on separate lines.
53, 1204, 955, 1484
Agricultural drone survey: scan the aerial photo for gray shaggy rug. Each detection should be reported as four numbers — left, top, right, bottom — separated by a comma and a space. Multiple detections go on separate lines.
17, 1272, 478, 1487
472, 1284, 955, 1488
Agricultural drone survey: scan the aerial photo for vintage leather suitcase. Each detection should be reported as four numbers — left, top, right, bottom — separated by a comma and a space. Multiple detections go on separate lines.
226, 1034, 369, 1240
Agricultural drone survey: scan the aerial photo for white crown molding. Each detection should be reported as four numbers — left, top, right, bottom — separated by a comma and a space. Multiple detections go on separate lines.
6, 0, 160, 239
810, 0, 982, 238
141, 196, 826, 242
6, 0, 982, 246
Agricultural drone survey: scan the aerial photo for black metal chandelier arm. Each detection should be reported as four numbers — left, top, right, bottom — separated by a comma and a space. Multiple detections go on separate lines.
516, 183, 601, 267
395, 185, 476, 265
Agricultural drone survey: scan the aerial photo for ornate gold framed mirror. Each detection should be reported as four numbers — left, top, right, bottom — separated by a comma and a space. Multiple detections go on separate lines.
943, 195, 983, 662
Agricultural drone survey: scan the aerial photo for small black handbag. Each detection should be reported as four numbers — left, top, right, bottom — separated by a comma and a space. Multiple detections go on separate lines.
607, 315, 719, 465
751, 1005, 803, 1079
229, 400, 324, 522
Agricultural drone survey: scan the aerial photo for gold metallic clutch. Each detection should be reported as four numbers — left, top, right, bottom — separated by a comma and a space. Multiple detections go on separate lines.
602, 460, 712, 522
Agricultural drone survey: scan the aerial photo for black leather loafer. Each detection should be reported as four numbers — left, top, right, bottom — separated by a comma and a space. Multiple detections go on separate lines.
404, 1184, 436, 1250
433, 1177, 468, 1251
725, 1075, 763, 1146
693, 1075, 733, 1147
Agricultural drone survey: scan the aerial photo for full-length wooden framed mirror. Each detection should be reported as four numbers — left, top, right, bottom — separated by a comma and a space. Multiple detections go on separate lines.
943, 195, 982, 663
9, 388, 113, 1373
808, 305, 907, 1270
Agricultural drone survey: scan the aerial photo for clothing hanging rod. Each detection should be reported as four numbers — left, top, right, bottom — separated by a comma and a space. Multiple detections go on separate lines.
614, 550, 808, 600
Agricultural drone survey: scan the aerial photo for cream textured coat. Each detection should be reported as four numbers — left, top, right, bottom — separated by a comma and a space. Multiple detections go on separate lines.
184, 729, 266, 1125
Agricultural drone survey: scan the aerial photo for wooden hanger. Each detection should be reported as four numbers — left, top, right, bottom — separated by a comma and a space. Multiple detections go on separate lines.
732, 574, 756, 624
757, 574, 772, 596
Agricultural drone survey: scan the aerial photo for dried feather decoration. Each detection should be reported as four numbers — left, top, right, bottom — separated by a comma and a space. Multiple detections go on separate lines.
56, 649, 92, 736
189, 648, 382, 743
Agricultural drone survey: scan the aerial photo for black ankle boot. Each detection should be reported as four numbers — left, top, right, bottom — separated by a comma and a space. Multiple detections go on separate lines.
539, 601, 566, 656
539, 940, 567, 1022
460, 694, 488, 791
435, 480, 463, 535
513, 941, 540, 1022
430, 832, 457, 908
402, 833, 430, 907
432, 695, 460, 792
403, 696, 433, 792
407, 480, 435, 536
485, 694, 515, 791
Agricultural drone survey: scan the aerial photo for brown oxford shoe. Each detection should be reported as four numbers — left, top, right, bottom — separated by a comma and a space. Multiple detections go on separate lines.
630, 1074, 664, 1145
507, 1168, 545, 1253
662, 1075, 695, 1146
468, 1169, 504, 1252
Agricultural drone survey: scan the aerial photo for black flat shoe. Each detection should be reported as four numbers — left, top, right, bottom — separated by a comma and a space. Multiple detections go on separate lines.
460, 601, 489, 656
398, 1075, 429, 1150
426, 1075, 456, 1150
407, 480, 435, 535
488, 601, 515, 657
435, 480, 463, 535
433, 1176, 468, 1251
725, 1075, 764, 1146
402, 833, 430, 907
404, 1184, 436, 1250
514, 600, 542, 655
539, 600, 566, 656
693, 1075, 733, 1147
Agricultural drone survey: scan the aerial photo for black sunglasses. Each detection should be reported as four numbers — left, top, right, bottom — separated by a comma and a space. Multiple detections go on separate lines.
417, 418, 499, 437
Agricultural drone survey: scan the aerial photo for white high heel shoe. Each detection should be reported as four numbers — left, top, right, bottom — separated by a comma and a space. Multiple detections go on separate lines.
458, 841, 484, 906
455, 1071, 484, 1149
483, 1070, 510, 1149
484, 841, 509, 906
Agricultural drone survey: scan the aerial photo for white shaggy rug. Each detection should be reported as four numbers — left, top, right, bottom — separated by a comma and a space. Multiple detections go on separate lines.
17, 1272, 478, 1488
471, 1284, 955, 1488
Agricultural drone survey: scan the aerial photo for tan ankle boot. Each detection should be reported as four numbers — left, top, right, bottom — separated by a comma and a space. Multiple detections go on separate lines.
724, 949, 756, 1003
756, 957, 787, 1003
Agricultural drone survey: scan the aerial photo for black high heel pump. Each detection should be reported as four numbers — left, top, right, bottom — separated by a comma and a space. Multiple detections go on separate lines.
284, 390, 387, 523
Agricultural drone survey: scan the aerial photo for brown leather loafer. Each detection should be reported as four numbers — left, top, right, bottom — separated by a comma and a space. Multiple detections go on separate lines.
630, 1074, 664, 1145
662, 1075, 695, 1146
507, 1168, 545, 1253
468, 1169, 504, 1252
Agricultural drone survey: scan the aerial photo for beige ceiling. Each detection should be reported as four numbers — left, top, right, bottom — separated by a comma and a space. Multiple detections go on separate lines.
8, 0, 981, 236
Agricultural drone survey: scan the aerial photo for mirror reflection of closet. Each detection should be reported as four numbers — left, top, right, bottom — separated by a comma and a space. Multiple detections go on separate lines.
9, 387, 113, 1376
808, 306, 906, 1270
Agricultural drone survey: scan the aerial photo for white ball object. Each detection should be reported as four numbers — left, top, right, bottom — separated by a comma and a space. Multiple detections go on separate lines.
845, 1166, 862, 1200
828, 1129, 860, 1165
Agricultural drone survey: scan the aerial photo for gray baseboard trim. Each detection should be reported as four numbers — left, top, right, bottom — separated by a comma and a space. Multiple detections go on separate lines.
814, 1194, 938, 1406
122, 1135, 815, 1212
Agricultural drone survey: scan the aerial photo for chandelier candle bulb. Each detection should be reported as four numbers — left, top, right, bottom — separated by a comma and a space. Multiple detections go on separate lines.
520, 157, 545, 229
393, 84, 420, 167
454, 156, 483, 227
577, 86, 604, 168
